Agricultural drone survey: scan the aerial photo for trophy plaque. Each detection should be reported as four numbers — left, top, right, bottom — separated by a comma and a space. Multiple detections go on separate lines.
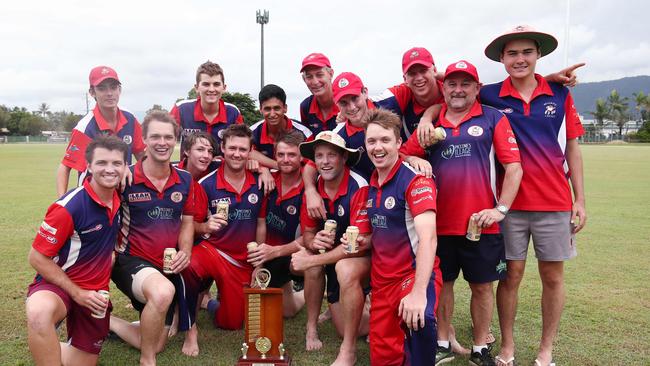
236, 269, 291, 365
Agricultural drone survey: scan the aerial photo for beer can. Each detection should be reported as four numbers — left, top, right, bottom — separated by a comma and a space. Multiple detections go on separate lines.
216, 201, 229, 220
247, 241, 258, 252
321, 220, 338, 253
92, 290, 110, 319
163, 248, 177, 274
345, 226, 360, 254
466, 214, 481, 242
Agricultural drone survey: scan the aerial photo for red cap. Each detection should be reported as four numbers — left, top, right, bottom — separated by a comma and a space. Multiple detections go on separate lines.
300, 53, 331, 72
402, 47, 434, 74
89, 66, 120, 87
332, 72, 364, 103
443, 60, 480, 83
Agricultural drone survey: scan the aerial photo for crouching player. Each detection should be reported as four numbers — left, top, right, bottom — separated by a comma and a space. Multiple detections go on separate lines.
26, 135, 128, 365
359, 109, 442, 365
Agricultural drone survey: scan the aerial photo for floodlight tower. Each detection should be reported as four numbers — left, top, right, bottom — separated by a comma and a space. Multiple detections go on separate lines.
256, 9, 270, 89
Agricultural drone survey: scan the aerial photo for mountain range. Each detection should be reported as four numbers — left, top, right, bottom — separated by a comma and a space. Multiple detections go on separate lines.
571, 75, 650, 118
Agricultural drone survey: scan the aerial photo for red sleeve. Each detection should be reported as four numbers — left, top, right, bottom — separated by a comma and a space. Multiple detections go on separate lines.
170, 104, 181, 125
405, 176, 437, 216
258, 196, 268, 218
565, 93, 584, 139
61, 129, 92, 172
399, 132, 426, 157
493, 116, 521, 164
390, 84, 411, 112
32, 204, 75, 257
349, 187, 371, 234
193, 183, 209, 222
299, 193, 319, 232
131, 119, 146, 154
235, 112, 244, 125
182, 179, 196, 216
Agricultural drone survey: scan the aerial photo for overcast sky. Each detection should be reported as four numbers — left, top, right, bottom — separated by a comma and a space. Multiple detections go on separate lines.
1, 0, 648, 119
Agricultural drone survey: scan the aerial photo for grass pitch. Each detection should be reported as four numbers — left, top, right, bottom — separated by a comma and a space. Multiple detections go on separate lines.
0, 143, 648, 365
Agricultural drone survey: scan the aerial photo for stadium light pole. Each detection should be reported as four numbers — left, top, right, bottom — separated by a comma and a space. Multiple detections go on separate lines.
256, 9, 270, 90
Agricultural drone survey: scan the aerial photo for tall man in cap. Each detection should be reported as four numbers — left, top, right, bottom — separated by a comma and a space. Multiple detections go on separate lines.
57, 66, 145, 197
480, 26, 587, 366
355, 108, 441, 366
291, 130, 370, 365
26, 135, 128, 366
110, 111, 194, 365
299, 52, 340, 135
170, 60, 243, 154
401, 60, 523, 366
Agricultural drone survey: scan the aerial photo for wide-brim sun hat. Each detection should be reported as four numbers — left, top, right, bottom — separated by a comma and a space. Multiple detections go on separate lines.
299, 131, 361, 167
484, 25, 558, 62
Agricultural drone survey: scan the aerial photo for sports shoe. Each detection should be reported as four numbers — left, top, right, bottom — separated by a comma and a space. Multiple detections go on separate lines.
469, 348, 496, 366
435, 344, 455, 365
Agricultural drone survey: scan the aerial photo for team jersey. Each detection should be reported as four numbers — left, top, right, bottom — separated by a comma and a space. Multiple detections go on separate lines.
250, 117, 313, 158
175, 158, 222, 181
331, 100, 377, 180
299, 95, 340, 135
355, 159, 438, 287
31, 179, 121, 291
401, 101, 520, 235
300, 167, 368, 245
62, 105, 144, 172
480, 74, 584, 211
170, 98, 243, 155
195, 168, 265, 266
260, 171, 304, 246
117, 160, 195, 268
373, 81, 444, 141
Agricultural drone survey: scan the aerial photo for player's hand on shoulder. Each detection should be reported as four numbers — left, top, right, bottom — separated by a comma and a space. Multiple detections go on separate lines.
247, 159, 261, 172
305, 188, 327, 220
120, 168, 133, 192
258, 167, 275, 195
405, 156, 432, 178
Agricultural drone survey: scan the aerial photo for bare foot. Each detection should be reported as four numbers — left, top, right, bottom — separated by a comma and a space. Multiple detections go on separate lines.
450, 335, 470, 355
200, 291, 212, 310
331, 347, 356, 366
182, 325, 199, 357
306, 328, 323, 351
168, 311, 179, 339
318, 307, 332, 324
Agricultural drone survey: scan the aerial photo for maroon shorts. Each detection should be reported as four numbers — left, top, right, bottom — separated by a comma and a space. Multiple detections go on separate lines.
27, 280, 112, 355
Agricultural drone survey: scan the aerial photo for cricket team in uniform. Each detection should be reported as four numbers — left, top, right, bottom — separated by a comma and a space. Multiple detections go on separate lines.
25, 25, 587, 366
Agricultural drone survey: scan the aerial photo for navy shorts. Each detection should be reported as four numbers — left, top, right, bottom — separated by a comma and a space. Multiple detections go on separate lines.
263, 255, 303, 288
437, 234, 507, 283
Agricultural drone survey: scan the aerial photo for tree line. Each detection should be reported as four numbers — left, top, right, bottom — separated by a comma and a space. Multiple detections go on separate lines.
589, 90, 650, 141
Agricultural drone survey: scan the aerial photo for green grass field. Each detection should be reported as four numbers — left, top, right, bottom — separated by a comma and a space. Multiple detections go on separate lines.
1, 143, 649, 365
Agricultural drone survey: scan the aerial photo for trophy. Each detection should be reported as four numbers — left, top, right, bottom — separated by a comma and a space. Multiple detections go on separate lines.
236, 268, 291, 365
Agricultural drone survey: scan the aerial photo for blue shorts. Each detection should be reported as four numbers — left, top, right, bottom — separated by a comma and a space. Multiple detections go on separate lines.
437, 234, 507, 283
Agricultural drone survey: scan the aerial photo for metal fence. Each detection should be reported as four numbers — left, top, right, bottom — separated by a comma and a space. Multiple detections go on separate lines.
0, 136, 68, 143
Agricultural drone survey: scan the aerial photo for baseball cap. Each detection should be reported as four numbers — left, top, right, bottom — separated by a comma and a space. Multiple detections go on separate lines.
402, 47, 434, 74
332, 72, 364, 103
89, 66, 120, 87
444, 60, 480, 83
484, 25, 558, 62
300, 53, 331, 72
299, 131, 361, 166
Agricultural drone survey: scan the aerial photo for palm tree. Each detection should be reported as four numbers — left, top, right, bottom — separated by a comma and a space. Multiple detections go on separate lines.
606, 90, 630, 138
37, 102, 50, 118
633, 91, 650, 123
589, 98, 609, 136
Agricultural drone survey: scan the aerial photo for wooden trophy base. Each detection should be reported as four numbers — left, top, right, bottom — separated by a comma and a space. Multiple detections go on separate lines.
236, 355, 291, 366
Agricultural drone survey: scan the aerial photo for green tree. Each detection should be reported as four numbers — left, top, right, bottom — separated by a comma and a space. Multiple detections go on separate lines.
0, 105, 10, 130
633, 91, 650, 123
63, 112, 83, 132
18, 114, 47, 135
588, 98, 609, 138
37, 102, 50, 118
606, 89, 630, 138
146, 104, 167, 115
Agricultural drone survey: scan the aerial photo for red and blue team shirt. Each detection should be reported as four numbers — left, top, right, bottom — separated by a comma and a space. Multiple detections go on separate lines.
355, 159, 439, 287
300, 167, 368, 244
62, 105, 145, 172
401, 101, 521, 235
260, 171, 304, 246
331, 100, 377, 180
479, 75, 584, 211
250, 117, 313, 158
31, 179, 121, 291
175, 158, 222, 181
195, 168, 265, 267
117, 161, 195, 269
170, 98, 243, 155
299, 95, 341, 135
373, 81, 444, 141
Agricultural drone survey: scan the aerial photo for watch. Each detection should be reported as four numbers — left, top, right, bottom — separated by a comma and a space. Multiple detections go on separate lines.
495, 204, 509, 215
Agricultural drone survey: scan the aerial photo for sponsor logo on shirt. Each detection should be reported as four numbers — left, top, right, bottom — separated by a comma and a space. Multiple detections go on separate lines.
231, 209, 252, 220
129, 192, 152, 202
182, 128, 202, 137
217, 129, 225, 139
467, 125, 484, 137
123, 135, 132, 145
508, 136, 517, 144
147, 207, 175, 220
266, 211, 286, 231
248, 193, 259, 204
81, 224, 103, 234
338, 204, 345, 217
38, 231, 58, 244
496, 260, 507, 274
365, 199, 373, 208
371, 214, 388, 229
68, 144, 80, 152
171, 192, 183, 203
441, 143, 472, 160
411, 186, 432, 196
286, 205, 297, 215
40, 221, 57, 235
211, 197, 232, 207
499, 108, 513, 114
384, 196, 396, 209
544, 102, 557, 118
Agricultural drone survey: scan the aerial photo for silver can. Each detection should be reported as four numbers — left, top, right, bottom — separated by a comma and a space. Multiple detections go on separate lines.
345, 226, 360, 254
92, 290, 110, 319
163, 248, 177, 274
